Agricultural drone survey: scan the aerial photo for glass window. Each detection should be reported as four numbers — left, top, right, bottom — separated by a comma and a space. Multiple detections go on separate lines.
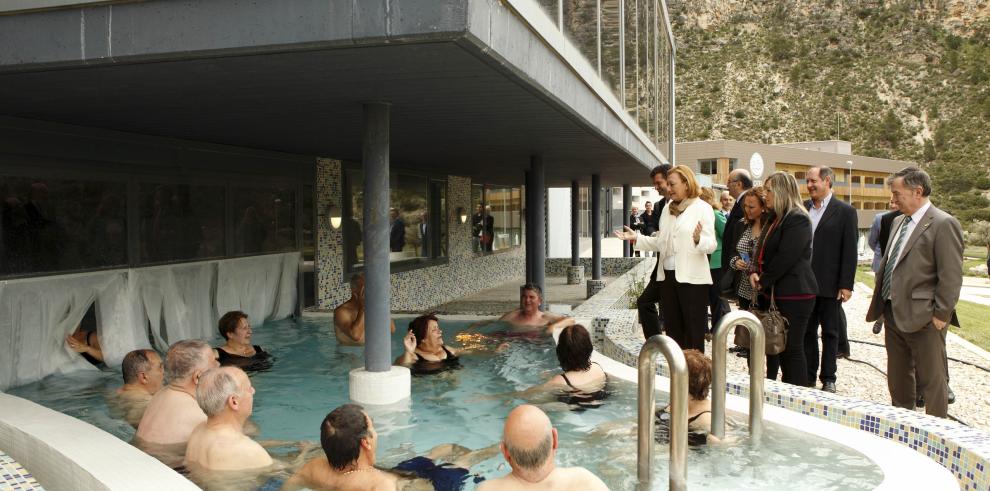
699, 159, 718, 175
472, 184, 523, 253
794, 171, 806, 180
139, 182, 225, 264
852, 176, 861, 184
232, 185, 296, 255
1, 176, 127, 277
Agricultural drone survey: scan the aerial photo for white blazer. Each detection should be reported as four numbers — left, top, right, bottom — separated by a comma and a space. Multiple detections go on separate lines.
634, 199, 717, 284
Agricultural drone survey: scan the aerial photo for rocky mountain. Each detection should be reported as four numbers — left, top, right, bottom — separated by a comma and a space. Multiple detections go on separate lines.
667, 0, 990, 223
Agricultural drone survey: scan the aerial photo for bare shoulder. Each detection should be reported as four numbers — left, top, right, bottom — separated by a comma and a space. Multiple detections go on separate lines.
499, 309, 520, 321
560, 466, 608, 490
333, 303, 354, 325
475, 477, 509, 491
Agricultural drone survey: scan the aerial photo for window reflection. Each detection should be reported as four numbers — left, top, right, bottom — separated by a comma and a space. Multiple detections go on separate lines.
472, 184, 523, 254
1, 177, 127, 276
139, 183, 225, 263
233, 186, 296, 255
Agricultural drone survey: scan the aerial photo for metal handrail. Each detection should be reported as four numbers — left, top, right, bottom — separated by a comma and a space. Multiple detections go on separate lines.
711, 310, 766, 442
637, 335, 688, 491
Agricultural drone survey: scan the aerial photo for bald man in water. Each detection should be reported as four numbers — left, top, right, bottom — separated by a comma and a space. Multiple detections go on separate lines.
479, 405, 608, 491
185, 367, 272, 471
136, 340, 219, 449
109, 349, 165, 428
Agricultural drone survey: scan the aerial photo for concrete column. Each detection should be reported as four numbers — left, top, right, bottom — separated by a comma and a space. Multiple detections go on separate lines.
567, 180, 584, 285
587, 174, 605, 298
622, 183, 632, 257
350, 102, 410, 405
531, 156, 546, 307
524, 170, 533, 284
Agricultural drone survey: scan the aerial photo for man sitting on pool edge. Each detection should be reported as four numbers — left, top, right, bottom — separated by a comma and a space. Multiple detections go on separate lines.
478, 404, 608, 490
184, 366, 272, 472
333, 273, 396, 345
499, 283, 574, 334
280, 404, 496, 491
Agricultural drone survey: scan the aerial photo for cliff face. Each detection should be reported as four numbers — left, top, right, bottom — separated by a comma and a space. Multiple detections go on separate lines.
668, 0, 990, 221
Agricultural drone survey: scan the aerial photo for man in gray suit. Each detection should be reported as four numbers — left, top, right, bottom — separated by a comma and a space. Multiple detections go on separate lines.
866, 167, 962, 418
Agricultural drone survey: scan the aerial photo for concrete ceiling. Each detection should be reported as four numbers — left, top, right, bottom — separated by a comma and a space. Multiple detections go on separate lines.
0, 40, 653, 187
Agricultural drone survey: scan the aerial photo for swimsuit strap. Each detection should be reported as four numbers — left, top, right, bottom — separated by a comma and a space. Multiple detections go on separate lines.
442, 346, 455, 358
560, 372, 577, 389
687, 410, 711, 423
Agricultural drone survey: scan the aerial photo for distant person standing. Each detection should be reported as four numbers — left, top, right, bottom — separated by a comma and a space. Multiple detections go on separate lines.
866, 167, 962, 418
803, 167, 858, 393
629, 206, 643, 257
389, 208, 405, 253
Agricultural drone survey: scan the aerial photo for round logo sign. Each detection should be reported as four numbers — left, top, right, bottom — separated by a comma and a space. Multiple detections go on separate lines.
749, 152, 765, 179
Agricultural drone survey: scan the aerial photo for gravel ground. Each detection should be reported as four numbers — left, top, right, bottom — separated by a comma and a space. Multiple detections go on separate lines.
719, 283, 990, 432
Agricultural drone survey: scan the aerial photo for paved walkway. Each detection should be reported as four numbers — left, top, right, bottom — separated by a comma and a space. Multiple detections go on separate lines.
434, 275, 617, 316
722, 282, 990, 432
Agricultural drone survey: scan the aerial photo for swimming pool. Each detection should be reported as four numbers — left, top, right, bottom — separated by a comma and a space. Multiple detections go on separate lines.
6, 315, 892, 490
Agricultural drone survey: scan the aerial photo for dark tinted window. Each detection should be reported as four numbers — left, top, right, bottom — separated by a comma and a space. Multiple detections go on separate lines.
232, 185, 296, 255
138, 183, 225, 263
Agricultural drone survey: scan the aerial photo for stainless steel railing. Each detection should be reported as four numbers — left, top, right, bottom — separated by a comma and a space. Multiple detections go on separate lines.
637, 334, 688, 491
711, 310, 766, 442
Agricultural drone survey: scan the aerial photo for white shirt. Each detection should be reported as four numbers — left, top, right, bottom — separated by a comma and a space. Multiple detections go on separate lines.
888, 200, 931, 270
808, 192, 832, 235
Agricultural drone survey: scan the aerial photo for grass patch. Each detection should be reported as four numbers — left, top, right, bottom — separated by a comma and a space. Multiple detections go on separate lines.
856, 265, 990, 352
964, 246, 988, 260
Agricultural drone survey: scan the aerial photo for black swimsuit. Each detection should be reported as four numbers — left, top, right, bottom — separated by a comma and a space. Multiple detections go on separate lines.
217, 345, 273, 372
412, 346, 460, 375
557, 362, 608, 409
655, 408, 711, 446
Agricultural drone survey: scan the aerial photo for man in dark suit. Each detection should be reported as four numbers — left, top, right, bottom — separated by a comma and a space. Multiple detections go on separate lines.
803, 167, 858, 393
636, 163, 671, 339
866, 167, 963, 418
389, 207, 405, 253
639, 201, 658, 237
720, 169, 753, 276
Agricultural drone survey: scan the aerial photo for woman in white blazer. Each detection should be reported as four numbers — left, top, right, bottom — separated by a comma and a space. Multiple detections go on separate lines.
616, 166, 717, 352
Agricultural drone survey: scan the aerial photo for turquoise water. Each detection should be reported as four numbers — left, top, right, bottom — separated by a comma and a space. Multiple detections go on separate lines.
8, 316, 884, 490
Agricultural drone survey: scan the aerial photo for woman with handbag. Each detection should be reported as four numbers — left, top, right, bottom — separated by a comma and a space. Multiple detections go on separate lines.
748, 172, 817, 387
616, 166, 717, 353
726, 187, 770, 356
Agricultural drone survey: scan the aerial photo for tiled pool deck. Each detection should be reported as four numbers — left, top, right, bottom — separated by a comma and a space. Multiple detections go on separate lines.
584, 259, 990, 490
0, 451, 41, 491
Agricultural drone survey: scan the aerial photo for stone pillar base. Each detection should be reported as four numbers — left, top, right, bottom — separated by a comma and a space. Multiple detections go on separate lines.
349, 366, 411, 406
566, 265, 585, 285
586, 279, 606, 299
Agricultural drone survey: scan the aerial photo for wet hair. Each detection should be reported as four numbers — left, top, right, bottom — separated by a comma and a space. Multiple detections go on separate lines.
810, 166, 835, 188
650, 164, 672, 179
521, 283, 543, 299
218, 311, 248, 341
196, 368, 241, 417
683, 349, 712, 400
505, 421, 553, 470
121, 349, 156, 385
556, 325, 593, 372
321, 404, 370, 471
888, 166, 932, 197
165, 339, 212, 382
408, 313, 440, 345
667, 165, 701, 199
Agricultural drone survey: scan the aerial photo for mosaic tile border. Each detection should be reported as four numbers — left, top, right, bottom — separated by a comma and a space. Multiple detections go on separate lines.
545, 257, 645, 277
0, 450, 42, 491
580, 261, 989, 490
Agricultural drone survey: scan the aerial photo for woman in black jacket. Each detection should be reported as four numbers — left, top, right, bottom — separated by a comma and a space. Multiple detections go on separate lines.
748, 172, 818, 387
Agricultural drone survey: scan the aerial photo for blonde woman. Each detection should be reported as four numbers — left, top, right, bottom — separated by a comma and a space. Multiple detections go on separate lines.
616, 166, 717, 352
748, 172, 818, 387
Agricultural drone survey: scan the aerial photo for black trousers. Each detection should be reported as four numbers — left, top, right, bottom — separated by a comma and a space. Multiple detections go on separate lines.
637, 275, 664, 339
838, 305, 850, 356
707, 267, 730, 333
765, 298, 814, 387
657, 270, 709, 353
804, 296, 841, 385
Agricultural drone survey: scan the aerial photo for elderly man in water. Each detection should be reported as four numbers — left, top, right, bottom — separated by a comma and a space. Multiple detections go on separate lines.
333, 273, 396, 345
184, 366, 272, 472
479, 404, 608, 490
110, 349, 165, 428
136, 339, 219, 456
281, 404, 496, 491
499, 283, 574, 334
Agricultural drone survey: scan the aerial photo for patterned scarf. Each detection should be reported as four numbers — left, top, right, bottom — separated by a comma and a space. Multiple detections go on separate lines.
667, 197, 697, 217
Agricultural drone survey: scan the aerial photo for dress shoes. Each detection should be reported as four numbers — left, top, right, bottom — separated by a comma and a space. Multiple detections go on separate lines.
872, 320, 883, 335
948, 386, 956, 404
821, 382, 836, 393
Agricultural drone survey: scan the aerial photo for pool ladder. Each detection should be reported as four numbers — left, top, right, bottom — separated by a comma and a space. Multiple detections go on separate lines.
636, 311, 766, 491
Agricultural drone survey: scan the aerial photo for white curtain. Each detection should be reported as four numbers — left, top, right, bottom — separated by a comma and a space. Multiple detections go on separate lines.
0, 253, 298, 391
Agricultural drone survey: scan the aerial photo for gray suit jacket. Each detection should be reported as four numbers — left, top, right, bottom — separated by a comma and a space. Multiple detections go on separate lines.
866, 203, 963, 332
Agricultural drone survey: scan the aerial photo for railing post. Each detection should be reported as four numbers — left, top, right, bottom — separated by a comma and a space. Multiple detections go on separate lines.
637, 335, 687, 491
711, 310, 765, 442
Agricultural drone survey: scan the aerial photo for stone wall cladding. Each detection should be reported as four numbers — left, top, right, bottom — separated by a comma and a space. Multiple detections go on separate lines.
587, 261, 990, 491
316, 167, 525, 311
545, 257, 647, 276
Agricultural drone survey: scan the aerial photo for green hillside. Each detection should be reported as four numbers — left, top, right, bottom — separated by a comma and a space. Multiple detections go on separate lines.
668, 0, 990, 223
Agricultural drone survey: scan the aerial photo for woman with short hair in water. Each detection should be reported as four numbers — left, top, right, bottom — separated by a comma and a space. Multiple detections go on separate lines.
655, 349, 715, 445
216, 311, 272, 371
539, 324, 606, 408
395, 313, 463, 375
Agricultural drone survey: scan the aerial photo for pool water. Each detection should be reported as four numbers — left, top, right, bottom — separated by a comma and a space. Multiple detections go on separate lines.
7, 316, 884, 490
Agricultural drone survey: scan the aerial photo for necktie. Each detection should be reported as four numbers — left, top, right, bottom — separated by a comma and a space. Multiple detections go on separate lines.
881, 216, 912, 301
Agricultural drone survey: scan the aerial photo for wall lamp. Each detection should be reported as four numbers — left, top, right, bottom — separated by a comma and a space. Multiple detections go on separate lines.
457, 207, 468, 224
320, 204, 343, 229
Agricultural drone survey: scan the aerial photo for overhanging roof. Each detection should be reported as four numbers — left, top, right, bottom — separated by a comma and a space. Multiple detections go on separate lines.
0, 0, 666, 187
